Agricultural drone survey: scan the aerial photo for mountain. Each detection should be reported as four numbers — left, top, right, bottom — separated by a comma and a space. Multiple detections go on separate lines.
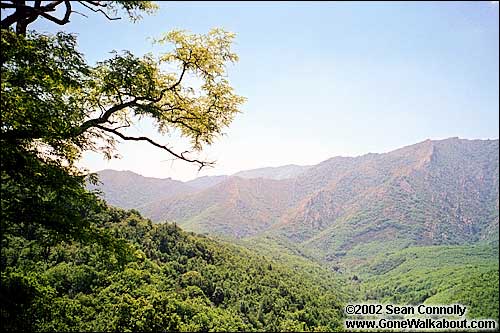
90, 164, 311, 209
277, 138, 499, 264
141, 177, 296, 238
233, 164, 311, 180
89, 169, 195, 209
93, 138, 499, 262
185, 175, 229, 190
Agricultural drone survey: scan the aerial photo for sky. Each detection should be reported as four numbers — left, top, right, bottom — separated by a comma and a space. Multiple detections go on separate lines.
30, 1, 499, 181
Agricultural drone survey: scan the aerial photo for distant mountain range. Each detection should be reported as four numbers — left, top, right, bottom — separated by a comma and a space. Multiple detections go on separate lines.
233, 164, 311, 180
89, 169, 193, 209
91, 138, 499, 263
91, 163, 309, 209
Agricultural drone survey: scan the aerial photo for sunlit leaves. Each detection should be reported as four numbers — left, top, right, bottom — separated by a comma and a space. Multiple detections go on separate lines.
90, 28, 246, 151
2, 27, 245, 167
1, 26, 245, 243
1, 30, 90, 164
107, 1, 159, 22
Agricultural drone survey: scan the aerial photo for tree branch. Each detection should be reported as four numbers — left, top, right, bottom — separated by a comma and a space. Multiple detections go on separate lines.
77, 99, 138, 135
1, 0, 68, 33
1, 12, 20, 29
78, 1, 120, 21
1, 0, 121, 32
24, 0, 43, 27
94, 124, 214, 170
168, 56, 190, 91
38, 0, 71, 26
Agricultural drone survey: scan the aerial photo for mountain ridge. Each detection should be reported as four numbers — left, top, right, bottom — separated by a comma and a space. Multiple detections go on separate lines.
91, 137, 499, 263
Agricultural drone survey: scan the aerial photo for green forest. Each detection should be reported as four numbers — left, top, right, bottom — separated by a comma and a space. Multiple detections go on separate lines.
2, 207, 349, 331
1, 1, 498, 332
359, 243, 499, 320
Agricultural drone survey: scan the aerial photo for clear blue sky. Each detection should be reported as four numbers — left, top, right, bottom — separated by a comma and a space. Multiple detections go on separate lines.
32, 1, 499, 181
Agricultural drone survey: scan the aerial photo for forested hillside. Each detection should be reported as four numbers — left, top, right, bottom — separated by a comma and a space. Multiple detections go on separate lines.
90, 138, 499, 325
141, 177, 297, 238
359, 243, 499, 321
1, 207, 349, 331
238, 236, 499, 321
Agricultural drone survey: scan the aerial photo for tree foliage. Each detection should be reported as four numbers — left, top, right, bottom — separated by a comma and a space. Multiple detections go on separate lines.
1, 25, 245, 169
359, 243, 499, 321
1, 1, 245, 243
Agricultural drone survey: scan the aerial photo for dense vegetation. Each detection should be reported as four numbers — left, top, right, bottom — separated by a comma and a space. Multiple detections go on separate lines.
239, 235, 499, 321
1, 207, 348, 332
1, 1, 498, 331
358, 243, 499, 321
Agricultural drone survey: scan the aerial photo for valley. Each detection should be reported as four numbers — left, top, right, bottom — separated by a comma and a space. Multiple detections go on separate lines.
91, 137, 500, 321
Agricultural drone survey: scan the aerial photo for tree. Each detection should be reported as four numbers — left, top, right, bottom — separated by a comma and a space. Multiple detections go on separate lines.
1, 1, 158, 35
1, 2, 245, 167
1, 1, 245, 239
0, 4, 246, 330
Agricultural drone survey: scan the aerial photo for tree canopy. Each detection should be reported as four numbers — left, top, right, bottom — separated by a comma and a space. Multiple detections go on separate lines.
1, 1, 245, 170
1, 0, 245, 241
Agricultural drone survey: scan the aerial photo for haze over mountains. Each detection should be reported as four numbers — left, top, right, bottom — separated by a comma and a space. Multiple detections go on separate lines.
91, 164, 311, 210
92, 138, 499, 264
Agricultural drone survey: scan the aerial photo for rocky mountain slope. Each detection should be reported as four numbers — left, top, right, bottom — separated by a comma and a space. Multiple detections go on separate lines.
92, 138, 499, 261
274, 138, 499, 262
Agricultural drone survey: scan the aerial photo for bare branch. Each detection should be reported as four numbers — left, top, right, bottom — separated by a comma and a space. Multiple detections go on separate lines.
38, 1, 71, 26
1, 3, 20, 9
71, 10, 88, 18
168, 56, 190, 91
1, 12, 21, 29
83, 1, 108, 8
24, 0, 42, 26
94, 124, 214, 170
1, 0, 67, 32
78, 1, 120, 21
1, 0, 121, 31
